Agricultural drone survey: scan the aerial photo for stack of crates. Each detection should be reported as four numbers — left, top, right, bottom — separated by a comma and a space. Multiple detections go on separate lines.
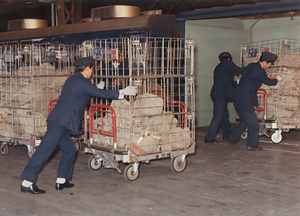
241, 38, 300, 143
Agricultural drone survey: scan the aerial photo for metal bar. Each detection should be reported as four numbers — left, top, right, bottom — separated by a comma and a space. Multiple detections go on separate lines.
176, 1, 300, 21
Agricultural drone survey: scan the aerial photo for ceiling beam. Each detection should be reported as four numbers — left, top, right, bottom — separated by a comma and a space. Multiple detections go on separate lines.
176, 1, 300, 21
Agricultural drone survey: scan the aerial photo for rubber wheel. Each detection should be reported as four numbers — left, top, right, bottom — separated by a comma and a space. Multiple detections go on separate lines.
240, 130, 248, 140
124, 164, 139, 181
88, 156, 102, 170
171, 156, 187, 173
271, 131, 283, 144
0, 144, 9, 156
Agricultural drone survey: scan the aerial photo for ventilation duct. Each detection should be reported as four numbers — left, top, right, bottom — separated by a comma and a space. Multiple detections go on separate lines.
8, 19, 48, 31
91, 5, 141, 21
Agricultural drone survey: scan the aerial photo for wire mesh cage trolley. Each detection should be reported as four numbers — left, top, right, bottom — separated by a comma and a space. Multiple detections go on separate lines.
240, 38, 300, 143
0, 41, 82, 157
81, 37, 195, 180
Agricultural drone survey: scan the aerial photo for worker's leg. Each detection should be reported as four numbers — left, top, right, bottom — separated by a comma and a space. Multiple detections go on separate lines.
57, 133, 76, 181
205, 96, 227, 142
21, 121, 68, 183
244, 106, 259, 147
228, 101, 248, 142
220, 104, 231, 139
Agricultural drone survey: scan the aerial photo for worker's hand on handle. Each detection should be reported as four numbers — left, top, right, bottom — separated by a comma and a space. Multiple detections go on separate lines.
122, 86, 137, 96
118, 86, 137, 99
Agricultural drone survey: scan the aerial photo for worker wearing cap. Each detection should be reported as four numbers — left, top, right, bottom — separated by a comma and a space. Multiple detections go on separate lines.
228, 52, 279, 150
20, 56, 137, 194
205, 52, 243, 143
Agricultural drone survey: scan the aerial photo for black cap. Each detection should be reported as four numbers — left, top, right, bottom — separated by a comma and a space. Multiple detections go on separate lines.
260, 52, 278, 65
73, 56, 94, 67
219, 52, 232, 61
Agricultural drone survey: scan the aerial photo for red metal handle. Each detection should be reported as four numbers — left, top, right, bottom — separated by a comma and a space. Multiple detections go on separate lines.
48, 99, 58, 115
256, 88, 268, 118
88, 104, 117, 144
165, 100, 187, 128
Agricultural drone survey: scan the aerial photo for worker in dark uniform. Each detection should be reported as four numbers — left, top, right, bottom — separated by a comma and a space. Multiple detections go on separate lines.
228, 52, 279, 150
20, 56, 137, 194
205, 52, 243, 143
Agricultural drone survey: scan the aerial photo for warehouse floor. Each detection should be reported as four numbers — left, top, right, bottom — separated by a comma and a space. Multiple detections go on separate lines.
0, 127, 299, 216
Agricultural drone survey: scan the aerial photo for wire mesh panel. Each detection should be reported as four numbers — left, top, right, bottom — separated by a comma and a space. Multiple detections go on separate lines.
241, 38, 300, 130
0, 42, 82, 142
82, 37, 195, 159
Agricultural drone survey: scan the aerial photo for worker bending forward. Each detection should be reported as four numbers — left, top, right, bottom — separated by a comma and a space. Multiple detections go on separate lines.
228, 52, 279, 151
20, 56, 137, 194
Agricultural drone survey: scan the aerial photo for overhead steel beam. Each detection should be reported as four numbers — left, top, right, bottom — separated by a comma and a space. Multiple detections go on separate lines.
55, 0, 82, 25
176, 1, 300, 21
0, 15, 174, 41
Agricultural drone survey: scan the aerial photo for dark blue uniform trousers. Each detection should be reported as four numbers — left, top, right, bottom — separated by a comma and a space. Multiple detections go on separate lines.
229, 100, 259, 147
21, 120, 76, 183
205, 96, 231, 142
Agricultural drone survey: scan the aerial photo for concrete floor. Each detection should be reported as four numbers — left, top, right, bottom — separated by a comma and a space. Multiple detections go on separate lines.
0, 127, 299, 216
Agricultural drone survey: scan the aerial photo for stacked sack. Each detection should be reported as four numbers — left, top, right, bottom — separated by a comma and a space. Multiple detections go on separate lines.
92, 93, 192, 155
0, 63, 70, 139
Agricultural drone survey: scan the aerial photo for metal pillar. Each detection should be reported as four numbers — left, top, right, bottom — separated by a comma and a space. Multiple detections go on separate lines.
55, 0, 82, 25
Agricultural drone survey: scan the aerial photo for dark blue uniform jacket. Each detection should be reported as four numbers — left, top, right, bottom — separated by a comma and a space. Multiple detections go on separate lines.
48, 72, 119, 135
210, 60, 243, 99
234, 62, 278, 107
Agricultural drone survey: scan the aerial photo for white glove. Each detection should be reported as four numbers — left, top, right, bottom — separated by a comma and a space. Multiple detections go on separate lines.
118, 86, 137, 99
236, 79, 240, 85
97, 81, 105, 89
276, 75, 282, 81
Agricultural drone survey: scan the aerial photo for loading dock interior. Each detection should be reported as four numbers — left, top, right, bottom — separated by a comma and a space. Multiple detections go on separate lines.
0, 1, 299, 215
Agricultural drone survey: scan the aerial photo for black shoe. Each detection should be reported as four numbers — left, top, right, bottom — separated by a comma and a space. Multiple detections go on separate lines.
246, 146, 263, 151
204, 139, 220, 143
21, 184, 46, 194
226, 139, 238, 145
55, 180, 74, 190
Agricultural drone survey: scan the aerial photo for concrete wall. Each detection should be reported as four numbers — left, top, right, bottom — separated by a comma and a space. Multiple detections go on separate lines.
245, 16, 300, 42
186, 16, 300, 128
185, 18, 247, 127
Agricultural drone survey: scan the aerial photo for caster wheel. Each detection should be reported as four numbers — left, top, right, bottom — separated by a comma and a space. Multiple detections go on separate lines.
0, 144, 9, 156
171, 155, 187, 173
271, 131, 282, 144
88, 156, 103, 170
124, 164, 139, 181
240, 130, 248, 140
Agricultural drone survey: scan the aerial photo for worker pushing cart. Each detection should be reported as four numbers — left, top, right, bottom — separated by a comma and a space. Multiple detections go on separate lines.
20, 56, 138, 194
240, 38, 300, 143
